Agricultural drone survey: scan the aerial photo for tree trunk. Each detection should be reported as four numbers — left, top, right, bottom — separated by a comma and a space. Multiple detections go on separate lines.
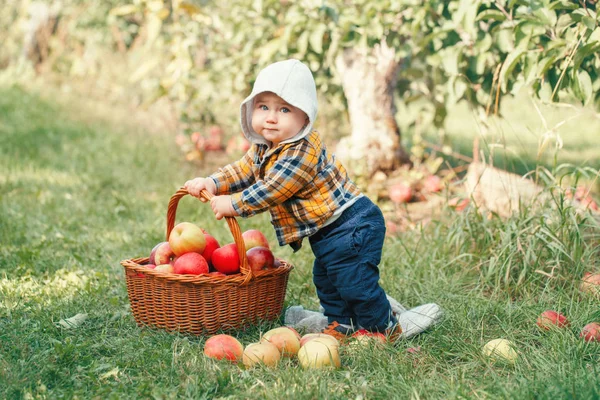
334, 40, 410, 177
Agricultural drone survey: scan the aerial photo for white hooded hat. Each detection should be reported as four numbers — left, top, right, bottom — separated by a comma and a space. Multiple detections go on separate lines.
240, 59, 318, 146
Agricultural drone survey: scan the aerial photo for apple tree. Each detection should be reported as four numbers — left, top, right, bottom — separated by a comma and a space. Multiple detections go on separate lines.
110, 0, 600, 176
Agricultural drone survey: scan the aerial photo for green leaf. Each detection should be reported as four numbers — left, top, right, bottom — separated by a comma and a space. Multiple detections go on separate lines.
476, 9, 506, 22
582, 16, 597, 31
573, 42, 600, 71
309, 24, 327, 54
500, 49, 526, 92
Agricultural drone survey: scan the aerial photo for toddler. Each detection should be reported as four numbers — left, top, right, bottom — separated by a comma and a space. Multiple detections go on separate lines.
185, 59, 400, 340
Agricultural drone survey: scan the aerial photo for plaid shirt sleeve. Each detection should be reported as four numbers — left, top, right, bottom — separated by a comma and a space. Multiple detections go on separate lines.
230, 140, 318, 217
208, 146, 256, 195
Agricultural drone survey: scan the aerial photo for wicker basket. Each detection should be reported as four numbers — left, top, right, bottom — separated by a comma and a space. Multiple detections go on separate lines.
121, 187, 293, 335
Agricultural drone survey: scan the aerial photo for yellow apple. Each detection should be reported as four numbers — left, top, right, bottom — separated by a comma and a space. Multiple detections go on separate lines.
299, 333, 339, 349
297, 339, 341, 369
482, 339, 518, 364
168, 222, 206, 256
242, 342, 281, 368
261, 326, 301, 357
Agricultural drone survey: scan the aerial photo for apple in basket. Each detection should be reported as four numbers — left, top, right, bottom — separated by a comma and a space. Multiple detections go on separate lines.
168, 222, 206, 256
246, 246, 275, 272
201, 233, 220, 268
154, 264, 174, 273
149, 241, 175, 265
173, 252, 209, 275
212, 243, 241, 274
241, 229, 270, 251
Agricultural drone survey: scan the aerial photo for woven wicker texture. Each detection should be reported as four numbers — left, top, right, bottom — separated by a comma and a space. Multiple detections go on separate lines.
121, 187, 293, 335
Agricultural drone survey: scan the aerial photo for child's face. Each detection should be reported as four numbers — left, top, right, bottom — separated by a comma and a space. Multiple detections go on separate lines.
251, 92, 308, 146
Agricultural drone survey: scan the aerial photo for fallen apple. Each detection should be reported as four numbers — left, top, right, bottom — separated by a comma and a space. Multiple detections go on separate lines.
203, 334, 244, 362
150, 241, 175, 265
246, 246, 275, 272
580, 322, 600, 342
212, 243, 241, 275
388, 183, 412, 204
242, 342, 281, 368
423, 175, 442, 193
261, 326, 301, 357
482, 339, 518, 364
297, 339, 341, 369
580, 272, 600, 297
299, 333, 339, 348
242, 229, 270, 251
351, 329, 387, 344
168, 222, 206, 256
536, 310, 570, 330
173, 252, 209, 275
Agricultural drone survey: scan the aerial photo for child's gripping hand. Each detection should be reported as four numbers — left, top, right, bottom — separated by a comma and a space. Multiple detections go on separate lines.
210, 195, 238, 220
184, 177, 216, 202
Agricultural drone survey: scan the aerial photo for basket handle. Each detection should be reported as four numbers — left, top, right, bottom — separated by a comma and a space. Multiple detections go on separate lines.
166, 187, 253, 285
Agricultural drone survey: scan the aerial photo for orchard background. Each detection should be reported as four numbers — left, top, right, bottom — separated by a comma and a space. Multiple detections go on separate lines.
1, 1, 600, 398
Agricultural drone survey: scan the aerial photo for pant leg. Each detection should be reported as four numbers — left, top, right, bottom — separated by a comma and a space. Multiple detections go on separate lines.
312, 256, 355, 326
310, 197, 395, 332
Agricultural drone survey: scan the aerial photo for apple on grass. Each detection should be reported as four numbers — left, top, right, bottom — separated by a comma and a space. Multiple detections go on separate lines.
260, 326, 301, 357
168, 222, 206, 256
299, 333, 339, 348
204, 334, 244, 362
351, 329, 387, 344
242, 342, 281, 368
580, 322, 600, 342
173, 252, 209, 275
536, 310, 570, 330
212, 243, 240, 275
149, 241, 175, 265
388, 183, 412, 204
246, 246, 275, 272
297, 339, 341, 369
580, 272, 600, 297
482, 339, 518, 364
242, 229, 270, 251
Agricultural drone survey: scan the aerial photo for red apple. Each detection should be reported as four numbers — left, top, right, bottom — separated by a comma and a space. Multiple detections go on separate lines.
351, 329, 387, 343
423, 175, 442, 193
168, 222, 206, 256
207, 271, 226, 277
536, 310, 570, 330
204, 334, 244, 362
149, 241, 175, 265
241, 229, 270, 251
580, 272, 600, 297
201, 234, 220, 267
389, 183, 412, 204
212, 243, 241, 274
173, 252, 209, 275
246, 246, 275, 272
580, 322, 600, 342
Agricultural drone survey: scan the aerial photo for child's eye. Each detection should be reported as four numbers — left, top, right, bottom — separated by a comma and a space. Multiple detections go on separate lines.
281, 107, 290, 113
258, 105, 268, 111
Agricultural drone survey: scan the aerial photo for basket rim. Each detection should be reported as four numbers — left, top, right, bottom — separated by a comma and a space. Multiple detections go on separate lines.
121, 256, 293, 285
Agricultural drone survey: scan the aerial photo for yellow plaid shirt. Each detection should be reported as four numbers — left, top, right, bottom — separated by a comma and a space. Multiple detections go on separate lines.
209, 131, 361, 248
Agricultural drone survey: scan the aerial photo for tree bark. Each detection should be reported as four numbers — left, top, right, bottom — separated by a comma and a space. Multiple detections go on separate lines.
334, 40, 410, 177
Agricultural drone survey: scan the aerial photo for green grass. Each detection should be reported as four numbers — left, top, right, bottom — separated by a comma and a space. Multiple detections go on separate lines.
1, 85, 600, 399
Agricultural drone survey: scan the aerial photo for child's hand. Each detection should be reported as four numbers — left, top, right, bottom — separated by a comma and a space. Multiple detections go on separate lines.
210, 195, 238, 220
184, 177, 216, 202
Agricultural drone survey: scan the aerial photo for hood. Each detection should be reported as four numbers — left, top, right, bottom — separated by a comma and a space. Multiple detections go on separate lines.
240, 59, 318, 146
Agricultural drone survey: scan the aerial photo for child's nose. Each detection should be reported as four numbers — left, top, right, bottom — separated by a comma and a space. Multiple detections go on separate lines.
266, 110, 277, 123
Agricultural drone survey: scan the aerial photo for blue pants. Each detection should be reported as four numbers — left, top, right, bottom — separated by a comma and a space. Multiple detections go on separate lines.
308, 196, 396, 332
